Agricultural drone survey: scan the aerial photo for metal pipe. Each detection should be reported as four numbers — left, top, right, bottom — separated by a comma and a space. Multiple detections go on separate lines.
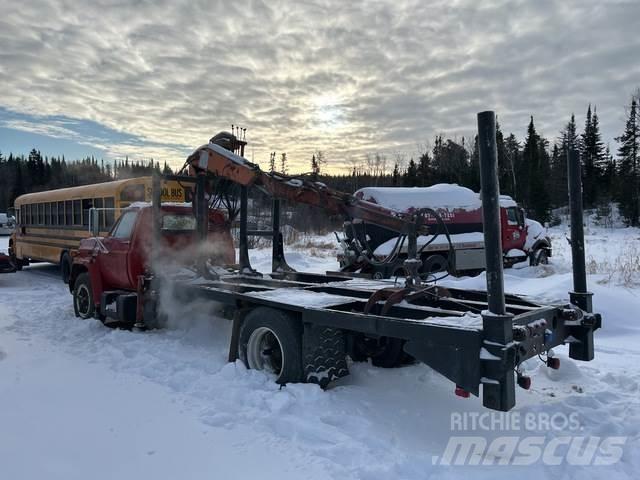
477, 111, 506, 315
568, 145, 587, 294
271, 198, 281, 268
238, 185, 251, 272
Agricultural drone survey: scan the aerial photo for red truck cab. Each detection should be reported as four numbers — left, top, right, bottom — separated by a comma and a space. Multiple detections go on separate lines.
69, 204, 234, 321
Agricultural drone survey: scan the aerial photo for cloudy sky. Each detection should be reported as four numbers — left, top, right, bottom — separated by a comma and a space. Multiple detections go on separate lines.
1, 0, 639, 173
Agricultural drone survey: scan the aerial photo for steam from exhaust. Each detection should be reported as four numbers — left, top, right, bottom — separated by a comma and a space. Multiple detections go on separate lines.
148, 233, 234, 333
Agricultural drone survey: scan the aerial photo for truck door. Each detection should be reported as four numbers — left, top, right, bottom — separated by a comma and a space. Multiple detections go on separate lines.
502, 207, 526, 251
99, 210, 138, 289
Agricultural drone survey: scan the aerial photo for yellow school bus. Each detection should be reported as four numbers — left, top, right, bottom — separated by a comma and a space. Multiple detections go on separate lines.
9, 176, 187, 282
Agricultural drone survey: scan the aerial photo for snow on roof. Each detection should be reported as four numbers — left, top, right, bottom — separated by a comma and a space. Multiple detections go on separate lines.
354, 185, 518, 212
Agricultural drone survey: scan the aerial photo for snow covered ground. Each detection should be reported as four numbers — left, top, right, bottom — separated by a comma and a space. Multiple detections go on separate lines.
1, 221, 639, 479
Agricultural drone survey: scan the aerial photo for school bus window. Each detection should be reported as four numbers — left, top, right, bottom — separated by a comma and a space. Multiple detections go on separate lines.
105, 197, 115, 228
65, 200, 72, 225
38, 203, 44, 225
51, 202, 58, 226
73, 200, 81, 225
82, 198, 93, 226
45, 202, 51, 226
94, 198, 104, 228
57, 201, 64, 226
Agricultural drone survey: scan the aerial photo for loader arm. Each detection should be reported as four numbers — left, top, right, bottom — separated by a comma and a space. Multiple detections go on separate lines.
185, 142, 424, 236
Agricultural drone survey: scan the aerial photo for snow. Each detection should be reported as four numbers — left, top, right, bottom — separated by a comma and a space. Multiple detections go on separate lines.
524, 218, 547, 251
355, 184, 518, 213
245, 288, 361, 308
2, 216, 640, 478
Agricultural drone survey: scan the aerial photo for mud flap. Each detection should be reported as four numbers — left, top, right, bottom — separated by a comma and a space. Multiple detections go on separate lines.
302, 324, 349, 388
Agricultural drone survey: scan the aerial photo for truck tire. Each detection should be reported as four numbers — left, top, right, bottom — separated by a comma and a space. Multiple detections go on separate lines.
73, 272, 95, 319
61, 252, 72, 284
238, 307, 303, 384
532, 248, 549, 266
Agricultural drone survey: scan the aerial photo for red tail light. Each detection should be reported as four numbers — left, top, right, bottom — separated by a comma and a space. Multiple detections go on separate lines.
547, 357, 560, 370
455, 386, 470, 398
517, 375, 532, 390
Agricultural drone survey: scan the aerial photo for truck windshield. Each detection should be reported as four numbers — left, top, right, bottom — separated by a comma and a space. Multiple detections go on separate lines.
162, 214, 197, 231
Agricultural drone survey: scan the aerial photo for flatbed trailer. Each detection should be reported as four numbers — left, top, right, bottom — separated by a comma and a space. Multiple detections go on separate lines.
156, 265, 597, 412
70, 112, 600, 412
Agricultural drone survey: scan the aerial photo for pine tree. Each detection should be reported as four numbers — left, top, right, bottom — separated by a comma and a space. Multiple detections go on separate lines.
469, 135, 480, 192
504, 133, 520, 201
269, 152, 276, 174
581, 104, 605, 206
522, 117, 551, 222
392, 162, 400, 186
616, 99, 640, 226
280, 153, 287, 175
495, 122, 510, 197
311, 154, 319, 180
417, 151, 432, 187
404, 158, 418, 187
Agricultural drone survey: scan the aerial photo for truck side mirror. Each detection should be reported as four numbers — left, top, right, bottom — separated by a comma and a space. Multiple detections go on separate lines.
89, 208, 100, 236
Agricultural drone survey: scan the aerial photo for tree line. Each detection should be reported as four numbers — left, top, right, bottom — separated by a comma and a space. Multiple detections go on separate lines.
307, 95, 640, 227
0, 151, 173, 212
2, 93, 639, 227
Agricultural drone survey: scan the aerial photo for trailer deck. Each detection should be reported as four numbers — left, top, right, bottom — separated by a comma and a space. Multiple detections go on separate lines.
161, 265, 599, 412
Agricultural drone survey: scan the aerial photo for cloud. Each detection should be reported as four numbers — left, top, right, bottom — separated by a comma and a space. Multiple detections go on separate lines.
1, 0, 639, 172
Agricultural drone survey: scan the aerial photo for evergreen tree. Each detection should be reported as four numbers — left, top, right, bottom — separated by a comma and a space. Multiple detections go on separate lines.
616, 99, 640, 226
311, 154, 319, 180
392, 162, 400, 186
469, 135, 480, 192
417, 151, 432, 186
522, 117, 551, 222
495, 123, 510, 197
581, 104, 605, 206
504, 133, 521, 201
404, 158, 418, 187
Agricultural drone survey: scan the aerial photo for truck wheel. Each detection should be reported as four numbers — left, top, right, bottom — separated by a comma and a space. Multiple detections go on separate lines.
532, 249, 549, 266
239, 307, 303, 384
61, 252, 72, 284
73, 272, 95, 319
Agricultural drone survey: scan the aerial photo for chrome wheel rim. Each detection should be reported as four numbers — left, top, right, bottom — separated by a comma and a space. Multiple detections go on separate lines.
247, 327, 284, 376
76, 284, 91, 317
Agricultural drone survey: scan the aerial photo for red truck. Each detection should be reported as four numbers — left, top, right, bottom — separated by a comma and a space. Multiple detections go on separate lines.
69, 203, 234, 322
338, 185, 552, 278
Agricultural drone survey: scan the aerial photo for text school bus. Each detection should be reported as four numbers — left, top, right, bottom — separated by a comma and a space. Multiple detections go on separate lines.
9, 177, 187, 282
